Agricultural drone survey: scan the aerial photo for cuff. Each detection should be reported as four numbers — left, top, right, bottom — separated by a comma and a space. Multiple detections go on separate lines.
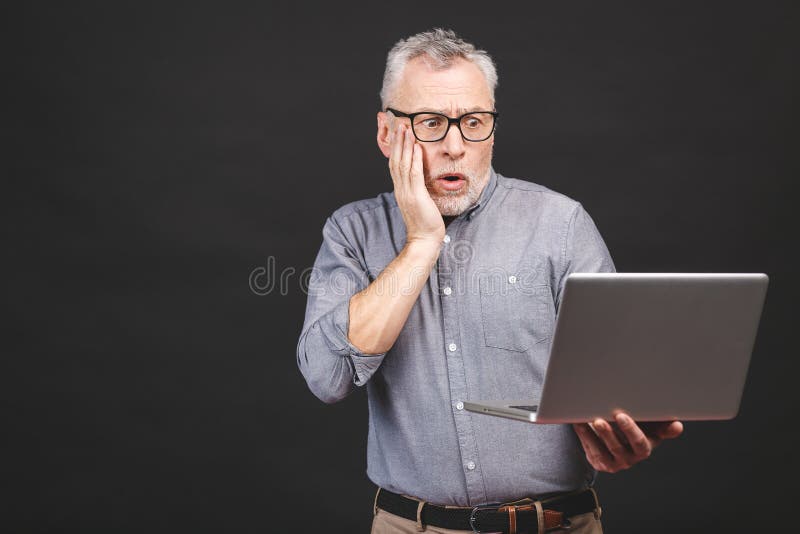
319, 300, 387, 386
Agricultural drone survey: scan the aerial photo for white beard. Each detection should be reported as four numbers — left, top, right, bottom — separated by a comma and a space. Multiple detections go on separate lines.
425, 163, 492, 216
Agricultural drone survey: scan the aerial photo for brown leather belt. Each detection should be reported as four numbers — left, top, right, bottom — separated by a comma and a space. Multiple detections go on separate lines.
375, 486, 601, 533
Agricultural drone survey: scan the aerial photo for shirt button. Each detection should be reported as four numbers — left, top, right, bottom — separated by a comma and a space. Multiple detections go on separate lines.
456, 401, 464, 410
448, 343, 457, 352
466, 461, 476, 471
443, 286, 452, 295
443, 234, 451, 243
508, 275, 517, 284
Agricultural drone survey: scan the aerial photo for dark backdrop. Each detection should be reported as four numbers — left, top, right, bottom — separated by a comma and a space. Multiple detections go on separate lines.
4, 1, 798, 532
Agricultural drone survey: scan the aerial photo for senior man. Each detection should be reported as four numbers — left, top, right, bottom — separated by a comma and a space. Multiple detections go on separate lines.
297, 29, 682, 534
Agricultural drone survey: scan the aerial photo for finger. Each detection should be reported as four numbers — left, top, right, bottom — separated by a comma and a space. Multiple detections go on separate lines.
390, 122, 404, 173
667, 421, 684, 438
653, 420, 684, 440
410, 142, 425, 192
614, 413, 652, 459
610, 419, 631, 448
387, 113, 396, 144
593, 418, 631, 462
391, 122, 404, 160
400, 126, 414, 180
573, 423, 613, 470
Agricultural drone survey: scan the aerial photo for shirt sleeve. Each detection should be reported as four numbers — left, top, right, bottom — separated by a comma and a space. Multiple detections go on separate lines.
296, 215, 387, 404
555, 203, 616, 312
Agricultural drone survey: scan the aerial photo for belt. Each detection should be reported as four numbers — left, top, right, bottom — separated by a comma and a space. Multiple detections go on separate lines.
374, 486, 601, 534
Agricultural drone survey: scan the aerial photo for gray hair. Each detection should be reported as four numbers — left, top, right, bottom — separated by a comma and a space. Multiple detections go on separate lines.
379, 28, 498, 110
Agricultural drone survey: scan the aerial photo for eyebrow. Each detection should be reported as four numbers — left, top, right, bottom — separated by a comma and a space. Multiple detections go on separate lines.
413, 106, 492, 115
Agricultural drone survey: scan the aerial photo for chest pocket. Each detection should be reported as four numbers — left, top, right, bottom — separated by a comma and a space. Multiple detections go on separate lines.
479, 277, 555, 352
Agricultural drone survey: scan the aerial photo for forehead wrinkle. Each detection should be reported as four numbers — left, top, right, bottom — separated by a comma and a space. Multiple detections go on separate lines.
415, 83, 484, 100
406, 86, 492, 115
418, 82, 473, 92
411, 106, 493, 115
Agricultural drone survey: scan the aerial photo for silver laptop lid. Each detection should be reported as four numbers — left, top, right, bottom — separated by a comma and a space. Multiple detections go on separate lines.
534, 273, 768, 423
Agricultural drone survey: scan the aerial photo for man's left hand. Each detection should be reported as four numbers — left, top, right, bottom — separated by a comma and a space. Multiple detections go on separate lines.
572, 413, 683, 473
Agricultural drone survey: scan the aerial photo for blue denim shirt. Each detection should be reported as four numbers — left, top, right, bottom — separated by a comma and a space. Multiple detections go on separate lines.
297, 169, 615, 506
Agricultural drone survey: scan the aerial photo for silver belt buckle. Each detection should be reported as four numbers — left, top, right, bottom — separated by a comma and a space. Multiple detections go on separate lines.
469, 502, 503, 534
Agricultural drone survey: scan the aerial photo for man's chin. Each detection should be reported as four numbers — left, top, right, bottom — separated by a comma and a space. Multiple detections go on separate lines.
432, 193, 472, 217
427, 165, 491, 216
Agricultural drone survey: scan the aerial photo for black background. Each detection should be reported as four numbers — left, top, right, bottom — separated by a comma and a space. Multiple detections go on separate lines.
4, 1, 798, 532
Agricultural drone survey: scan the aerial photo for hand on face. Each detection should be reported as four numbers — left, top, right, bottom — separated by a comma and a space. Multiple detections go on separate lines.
388, 121, 446, 246
573, 413, 684, 473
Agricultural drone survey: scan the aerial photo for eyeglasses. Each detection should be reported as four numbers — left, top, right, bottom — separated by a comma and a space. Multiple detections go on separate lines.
385, 107, 498, 142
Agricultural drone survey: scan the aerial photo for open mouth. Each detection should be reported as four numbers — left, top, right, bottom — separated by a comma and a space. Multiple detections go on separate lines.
434, 173, 467, 191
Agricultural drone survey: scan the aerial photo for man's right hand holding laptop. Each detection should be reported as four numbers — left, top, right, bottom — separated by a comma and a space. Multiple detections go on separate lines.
573, 413, 684, 473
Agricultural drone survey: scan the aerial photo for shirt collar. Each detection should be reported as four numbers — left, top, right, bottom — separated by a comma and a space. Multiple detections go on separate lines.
463, 166, 498, 221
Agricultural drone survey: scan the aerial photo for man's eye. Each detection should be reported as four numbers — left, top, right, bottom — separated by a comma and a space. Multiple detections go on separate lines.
420, 118, 443, 129
464, 117, 481, 128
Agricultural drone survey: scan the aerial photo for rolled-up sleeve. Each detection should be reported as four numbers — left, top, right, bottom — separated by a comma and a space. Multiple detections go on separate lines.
296, 215, 387, 404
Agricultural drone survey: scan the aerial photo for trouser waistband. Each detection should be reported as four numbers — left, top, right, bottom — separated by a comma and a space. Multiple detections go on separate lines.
374, 486, 601, 534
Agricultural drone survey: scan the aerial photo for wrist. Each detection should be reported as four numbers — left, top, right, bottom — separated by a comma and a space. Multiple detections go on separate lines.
403, 237, 442, 260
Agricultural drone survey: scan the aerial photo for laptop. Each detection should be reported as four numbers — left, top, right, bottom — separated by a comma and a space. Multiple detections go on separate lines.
464, 273, 768, 423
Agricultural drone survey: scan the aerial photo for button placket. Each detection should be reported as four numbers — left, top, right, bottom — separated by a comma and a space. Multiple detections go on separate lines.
437, 221, 487, 503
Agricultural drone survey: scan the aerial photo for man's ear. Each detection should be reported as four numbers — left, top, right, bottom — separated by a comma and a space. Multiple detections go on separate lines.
376, 111, 392, 158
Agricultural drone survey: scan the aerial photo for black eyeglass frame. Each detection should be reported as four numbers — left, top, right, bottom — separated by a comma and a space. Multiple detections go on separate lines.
385, 107, 499, 142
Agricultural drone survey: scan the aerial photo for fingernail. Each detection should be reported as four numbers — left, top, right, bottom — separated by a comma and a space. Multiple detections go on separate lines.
593, 419, 604, 429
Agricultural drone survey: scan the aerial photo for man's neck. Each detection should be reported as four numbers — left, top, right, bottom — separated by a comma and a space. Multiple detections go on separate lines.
443, 215, 457, 228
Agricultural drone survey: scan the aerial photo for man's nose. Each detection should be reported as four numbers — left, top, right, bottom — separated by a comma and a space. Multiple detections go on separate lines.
441, 123, 466, 158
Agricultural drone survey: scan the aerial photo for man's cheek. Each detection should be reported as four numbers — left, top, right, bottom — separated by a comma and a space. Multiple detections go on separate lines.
419, 151, 430, 172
